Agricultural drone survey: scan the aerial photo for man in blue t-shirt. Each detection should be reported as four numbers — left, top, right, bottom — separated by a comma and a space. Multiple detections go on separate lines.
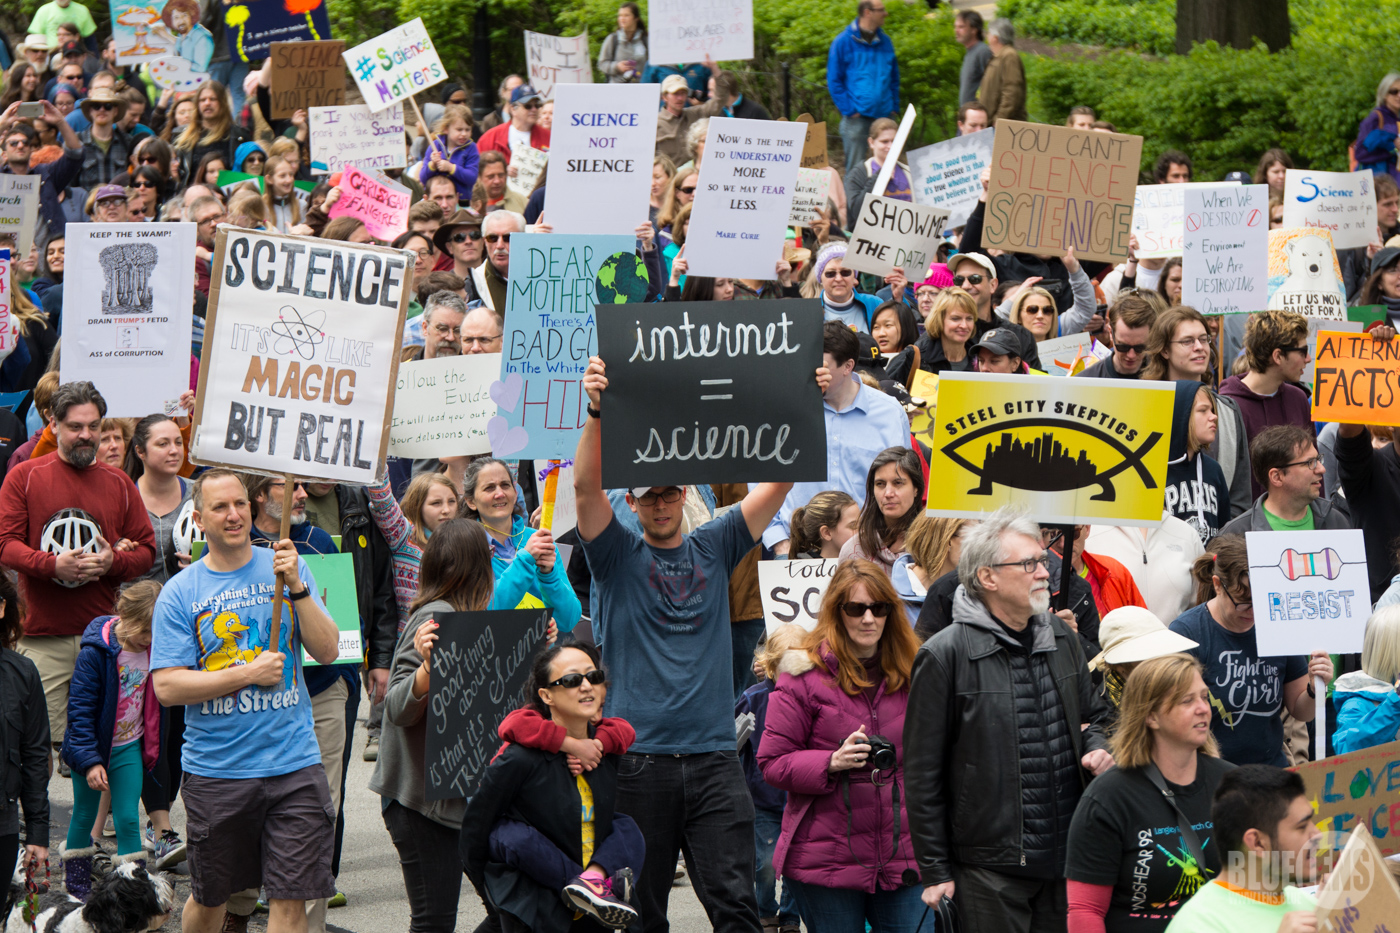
575, 354, 829, 933
150, 470, 342, 933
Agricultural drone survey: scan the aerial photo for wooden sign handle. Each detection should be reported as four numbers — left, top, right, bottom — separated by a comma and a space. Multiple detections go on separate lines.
409, 96, 444, 163
268, 472, 295, 656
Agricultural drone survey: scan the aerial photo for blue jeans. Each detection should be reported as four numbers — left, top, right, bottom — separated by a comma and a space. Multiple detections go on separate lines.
786, 878, 927, 933
209, 59, 250, 119
839, 114, 875, 177
753, 807, 798, 923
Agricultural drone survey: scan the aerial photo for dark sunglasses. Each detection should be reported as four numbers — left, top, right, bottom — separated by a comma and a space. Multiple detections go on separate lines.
485, 233, 511, 244
1115, 342, 1148, 355
520, 101, 542, 110
131, 180, 156, 189
450, 230, 482, 242
1280, 344, 1310, 356
823, 268, 855, 279
138, 155, 161, 164
952, 274, 985, 286
679, 185, 696, 194
88, 102, 115, 111
547, 669, 606, 689
840, 601, 892, 619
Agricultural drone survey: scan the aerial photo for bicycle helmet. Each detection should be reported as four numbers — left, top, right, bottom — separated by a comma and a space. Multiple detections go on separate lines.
39, 508, 102, 588
173, 498, 203, 557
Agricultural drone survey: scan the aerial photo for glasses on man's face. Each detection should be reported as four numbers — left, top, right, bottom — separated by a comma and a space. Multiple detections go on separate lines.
431, 324, 462, 338
464, 334, 502, 348
1173, 335, 1212, 348
990, 555, 1052, 575
451, 230, 482, 243
1280, 344, 1310, 357
823, 268, 854, 280
4, 139, 30, 150
89, 102, 115, 112
520, 102, 541, 110
1115, 342, 1148, 356
634, 487, 682, 506
1281, 456, 1323, 472
485, 233, 510, 245
952, 274, 985, 286
197, 212, 226, 226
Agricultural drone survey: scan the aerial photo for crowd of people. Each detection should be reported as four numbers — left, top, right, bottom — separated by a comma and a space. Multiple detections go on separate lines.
0, 2, 1398, 933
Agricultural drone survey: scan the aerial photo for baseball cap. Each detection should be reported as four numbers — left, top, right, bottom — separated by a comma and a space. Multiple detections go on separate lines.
972, 328, 1020, 357
660, 75, 690, 96
510, 84, 544, 106
1370, 246, 1400, 276
1088, 606, 1199, 671
949, 252, 997, 281
60, 40, 84, 57
94, 184, 127, 202
1222, 171, 1250, 184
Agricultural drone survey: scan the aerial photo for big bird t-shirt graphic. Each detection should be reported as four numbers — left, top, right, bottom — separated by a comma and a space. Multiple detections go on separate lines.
150, 547, 325, 779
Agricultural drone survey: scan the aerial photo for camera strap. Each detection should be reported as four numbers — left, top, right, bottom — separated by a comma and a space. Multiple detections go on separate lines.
840, 768, 901, 864
1141, 763, 1207, 878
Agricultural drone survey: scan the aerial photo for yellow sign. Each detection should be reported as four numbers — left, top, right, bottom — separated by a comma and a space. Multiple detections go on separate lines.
908, 370, 939, 448
926, 373, 1174, 526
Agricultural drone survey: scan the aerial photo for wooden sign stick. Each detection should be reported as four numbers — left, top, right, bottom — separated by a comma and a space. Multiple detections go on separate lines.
408, 96, 445, 164
268, 472, 295, 655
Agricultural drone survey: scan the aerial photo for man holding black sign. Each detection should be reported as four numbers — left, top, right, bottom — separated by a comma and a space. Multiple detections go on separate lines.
574, 354, 829, 933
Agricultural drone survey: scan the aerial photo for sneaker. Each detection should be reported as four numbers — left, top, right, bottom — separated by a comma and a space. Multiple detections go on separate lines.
91, 849, 112, 878
221, 914, 250, 933
102, 816, 115, 838
674, 857, 686, 882
143, 823, 155, 852
328, 891, 347, 908
155, 830, 187, 870
57, 759, 70, 779
612, 867, 634, 907
363, 736, 378, 762
563, 875, 638, 930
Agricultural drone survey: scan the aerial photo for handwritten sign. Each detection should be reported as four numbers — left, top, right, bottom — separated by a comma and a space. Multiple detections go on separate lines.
1311, 329, 1400, 425
648, 0, 753, 66
787, 168, 831, 226
1131, 184, 1195, 259
1282, 169, 1379, 251
0, 250, 11, 358
595, 298, 826, 487
1181, 184, 1269, 315
1037, 331, 1094, 377
224, 0, 333, 63
1315, 824, 1400, 930
300, 553, 362, 666
685, 117, 806, 279
797, 114, 828, 170
1293, 740, 1400, 858
423, 607, 550, 801
507, 145, 548, 199
1268, 227, 1347, 321
1303, 317, 1362, 386
342, 18, 445, 113
389, 354, 497, 458
269, 41, 346, 119
328, 165, 410, 242
0, 175, 39, 257
524, 30, 591, 99
907, 128, 993, 228
758, 558, 839, 635
1246, 529, 1368, 656
544, 83, 659, 236
309, 104, 405, 175
845, 197, 949, 278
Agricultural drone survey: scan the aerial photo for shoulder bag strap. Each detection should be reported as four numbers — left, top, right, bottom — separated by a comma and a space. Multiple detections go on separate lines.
1141, 763, 1208, 874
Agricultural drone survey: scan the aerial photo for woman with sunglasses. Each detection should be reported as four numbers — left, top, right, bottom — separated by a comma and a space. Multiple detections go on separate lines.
839, 448, 925, 575
116, 165, 165, 221
1355, 71, 1400, 183
1168, 535, 1333, 766
656, 170, 698, 246
814, 242, 882, 333
131, 137, 180, 200
757, 559, 923, 932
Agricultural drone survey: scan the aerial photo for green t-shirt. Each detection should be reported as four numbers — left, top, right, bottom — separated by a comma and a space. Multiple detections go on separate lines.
30, 1, 98, 43
1262, 503, 1315, 532
1164, 880, 1316, 932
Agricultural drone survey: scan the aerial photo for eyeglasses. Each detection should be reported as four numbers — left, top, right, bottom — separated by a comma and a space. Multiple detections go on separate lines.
1280, 456, 1323, 471
1225, 588, 1253, 612
1280, 344, 1310, 356
431, 324, 462, 337
450, 230, 483, 243
547, 669, 606, 689
197, 213, 226, 225
1022, 304, 1054, 316
952, 274, 985, 286
268, 481, 306, 492
1173, 335, 1212, 348
245, 154, 265, 162
484, 233, 511, 244
823, 268, 854, 279
132, 180, 156, 189
990, 555, 1052, 574
463, 335, 502, 347
1388, 88, 1400, 97
519, 101, 542, 110
88, 102, 115, 112
679, 185, 696, 194
138, 155, 161, 164
840, 601, 892, 619
634, 487, 682, 505
1115, 342, 1148, 356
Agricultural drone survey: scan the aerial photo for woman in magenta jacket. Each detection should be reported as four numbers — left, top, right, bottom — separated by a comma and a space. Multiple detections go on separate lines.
756, 559, 925, 932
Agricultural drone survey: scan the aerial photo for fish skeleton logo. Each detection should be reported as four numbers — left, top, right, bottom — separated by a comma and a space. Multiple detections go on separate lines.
271, 306, 326, 360
942, 419, 1162, 501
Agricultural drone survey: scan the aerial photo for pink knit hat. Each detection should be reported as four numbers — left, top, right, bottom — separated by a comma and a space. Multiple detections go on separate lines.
920, 263, 954, 289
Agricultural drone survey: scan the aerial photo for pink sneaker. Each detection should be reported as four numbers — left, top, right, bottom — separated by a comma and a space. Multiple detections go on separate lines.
563, 874, 639, 929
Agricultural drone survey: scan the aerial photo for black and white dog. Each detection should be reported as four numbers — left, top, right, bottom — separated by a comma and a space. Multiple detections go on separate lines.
3, 857, 175, 933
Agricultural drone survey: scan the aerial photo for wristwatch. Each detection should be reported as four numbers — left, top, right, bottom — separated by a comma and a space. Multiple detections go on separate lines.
286, 587, 311, 601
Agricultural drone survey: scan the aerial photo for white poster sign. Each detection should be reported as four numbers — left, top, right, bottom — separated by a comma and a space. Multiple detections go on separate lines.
685, 117, 806, 279
758, 558, 840, 635
788, 167, 831, 226
309, 104, 406, 175
524, 31, 592, 99
648, 0, 753, 67
342, 18, 445, 113
907, 128, 993, 228
1181, 184, 1269, 315
548, 463, 577, 537
389, 354, 497, 458
845, 198, 949, 278
1131, 183, 1217, 258
544, 83, 660, 236
0, 175, 40, 257
1246, 529, 1369, 656
61, 224, 196, 417
508, 145, 549, 199
190, 228, 410, 483
1282, 170, 1380, 251
1037, 331, 1094, 377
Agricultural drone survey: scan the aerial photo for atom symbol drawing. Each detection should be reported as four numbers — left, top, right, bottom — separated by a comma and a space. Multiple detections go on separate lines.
271, 307, 326, 360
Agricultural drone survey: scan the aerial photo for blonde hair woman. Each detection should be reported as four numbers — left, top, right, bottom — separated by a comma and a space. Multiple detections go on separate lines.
917, 287, 977, 374
1008, 285, 1059, 342
890, 515, 970, 620
1333, 604, 1400, 751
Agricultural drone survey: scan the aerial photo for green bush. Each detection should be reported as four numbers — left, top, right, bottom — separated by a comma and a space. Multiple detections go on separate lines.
999, 0, 1174, 54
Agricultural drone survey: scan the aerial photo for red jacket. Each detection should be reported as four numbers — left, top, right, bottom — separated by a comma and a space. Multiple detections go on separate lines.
0, 454, 156, 636
476, 122, 551, 161
1082, 550, 1146, 618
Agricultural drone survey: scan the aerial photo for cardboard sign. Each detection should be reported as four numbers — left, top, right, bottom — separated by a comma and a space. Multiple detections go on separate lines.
983, 121, 1142, 263
62, 224, 196, 417
1303, 318, 1363, 386
309, 104, 406, 175
343, 18, 445, 113
1282, 169, 1380, 251
224, 0, 334, 63
544, 83, 660, 236
845, 197, 949, 278
300, 553, 362, 666
1311, 330, 1400, 425
1293, 740, 1400, 858
1245, 529, 1368, 656
797, 115, 828, 170
190, 227, 410, 483
1037, 332, 1094, 377
925, 373, 1174, 526
1315, 824, 1400, 930
758, 558, 839, 635
1268, 228, 1347, 321
685, 117, 806, 280
328, 165, 411, 242
524, 30, 592, 99
788, 168, 831, 226
389, 354, 498, 458
1181, 184, 1270, 314
907, 128, 994, 228
269, 41, 346, 119
594, 298, 826, 487
423, 608, 551, 801
493, 233, 643, 461
648, 0, 754, 66
507, 145, 549, 200
0, 175, 39, 258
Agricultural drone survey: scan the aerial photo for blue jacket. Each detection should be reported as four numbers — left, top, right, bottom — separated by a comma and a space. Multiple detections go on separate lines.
826, 21, 899, 119
736, 678, 786, 812
418, 136, 480, 201
1355, 107, 1399, 181
1332, 670, 1400, 753
61, 617, 165, 779
487, 514, 582, 633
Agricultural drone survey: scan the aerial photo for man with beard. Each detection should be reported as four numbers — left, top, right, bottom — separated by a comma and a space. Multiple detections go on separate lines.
406, 292, 467, 362
0, 381, 154, 763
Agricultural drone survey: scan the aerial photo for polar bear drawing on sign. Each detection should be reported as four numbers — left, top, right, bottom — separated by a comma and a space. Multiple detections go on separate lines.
1268, 233, 1343, 310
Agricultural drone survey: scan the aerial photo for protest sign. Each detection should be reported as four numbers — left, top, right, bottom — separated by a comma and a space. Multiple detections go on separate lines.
846, 197, 949, 278
223, 0, 333, 63
217, 170, 263, 196
0, 250, 11, 360
389, 354, 497, 458
1245, 529, 1368, 656
190, 228, 410, 483
524, 30, 591, 98
1282, 169, 1379, 251
983, 122, 1142, 263
1347, 305, 1390, 328
796, 115, 828, 170
62, 224, 196, 417
507, 145, 549, 199
1131, 183, 1204, 259
1181, 184, 1269, 314
0, 175, 39, 257
309, 104, 405, 175
907, 128, 993, 228
1268, 228, 1347, 320
926, 373, 1174, 525
546, 463, 577, 537
343, 19, 445, 113
1303, 317, 1362, 385
908, 370, 939, 448
1315, 824, 1400, 929
686, 117, 806, 279
328, 165, 410, 242
300, 553, 362, 666
1294, 740, 1400, 857
493, 233, 643, 461
544, 83, 660, 236
1037, 332, 1094, 377
110, 0, 185, 66
788, 168, 831, 227
595, 298, 826, 487
1311, 329, 1400, 425
423, 607, 550, 801
648, 0, 754, 66
269, 41, 346, 119
758, 558, 839, 635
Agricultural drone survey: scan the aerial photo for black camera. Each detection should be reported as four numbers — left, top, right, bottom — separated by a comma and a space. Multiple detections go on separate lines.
865, 735, 897, 771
